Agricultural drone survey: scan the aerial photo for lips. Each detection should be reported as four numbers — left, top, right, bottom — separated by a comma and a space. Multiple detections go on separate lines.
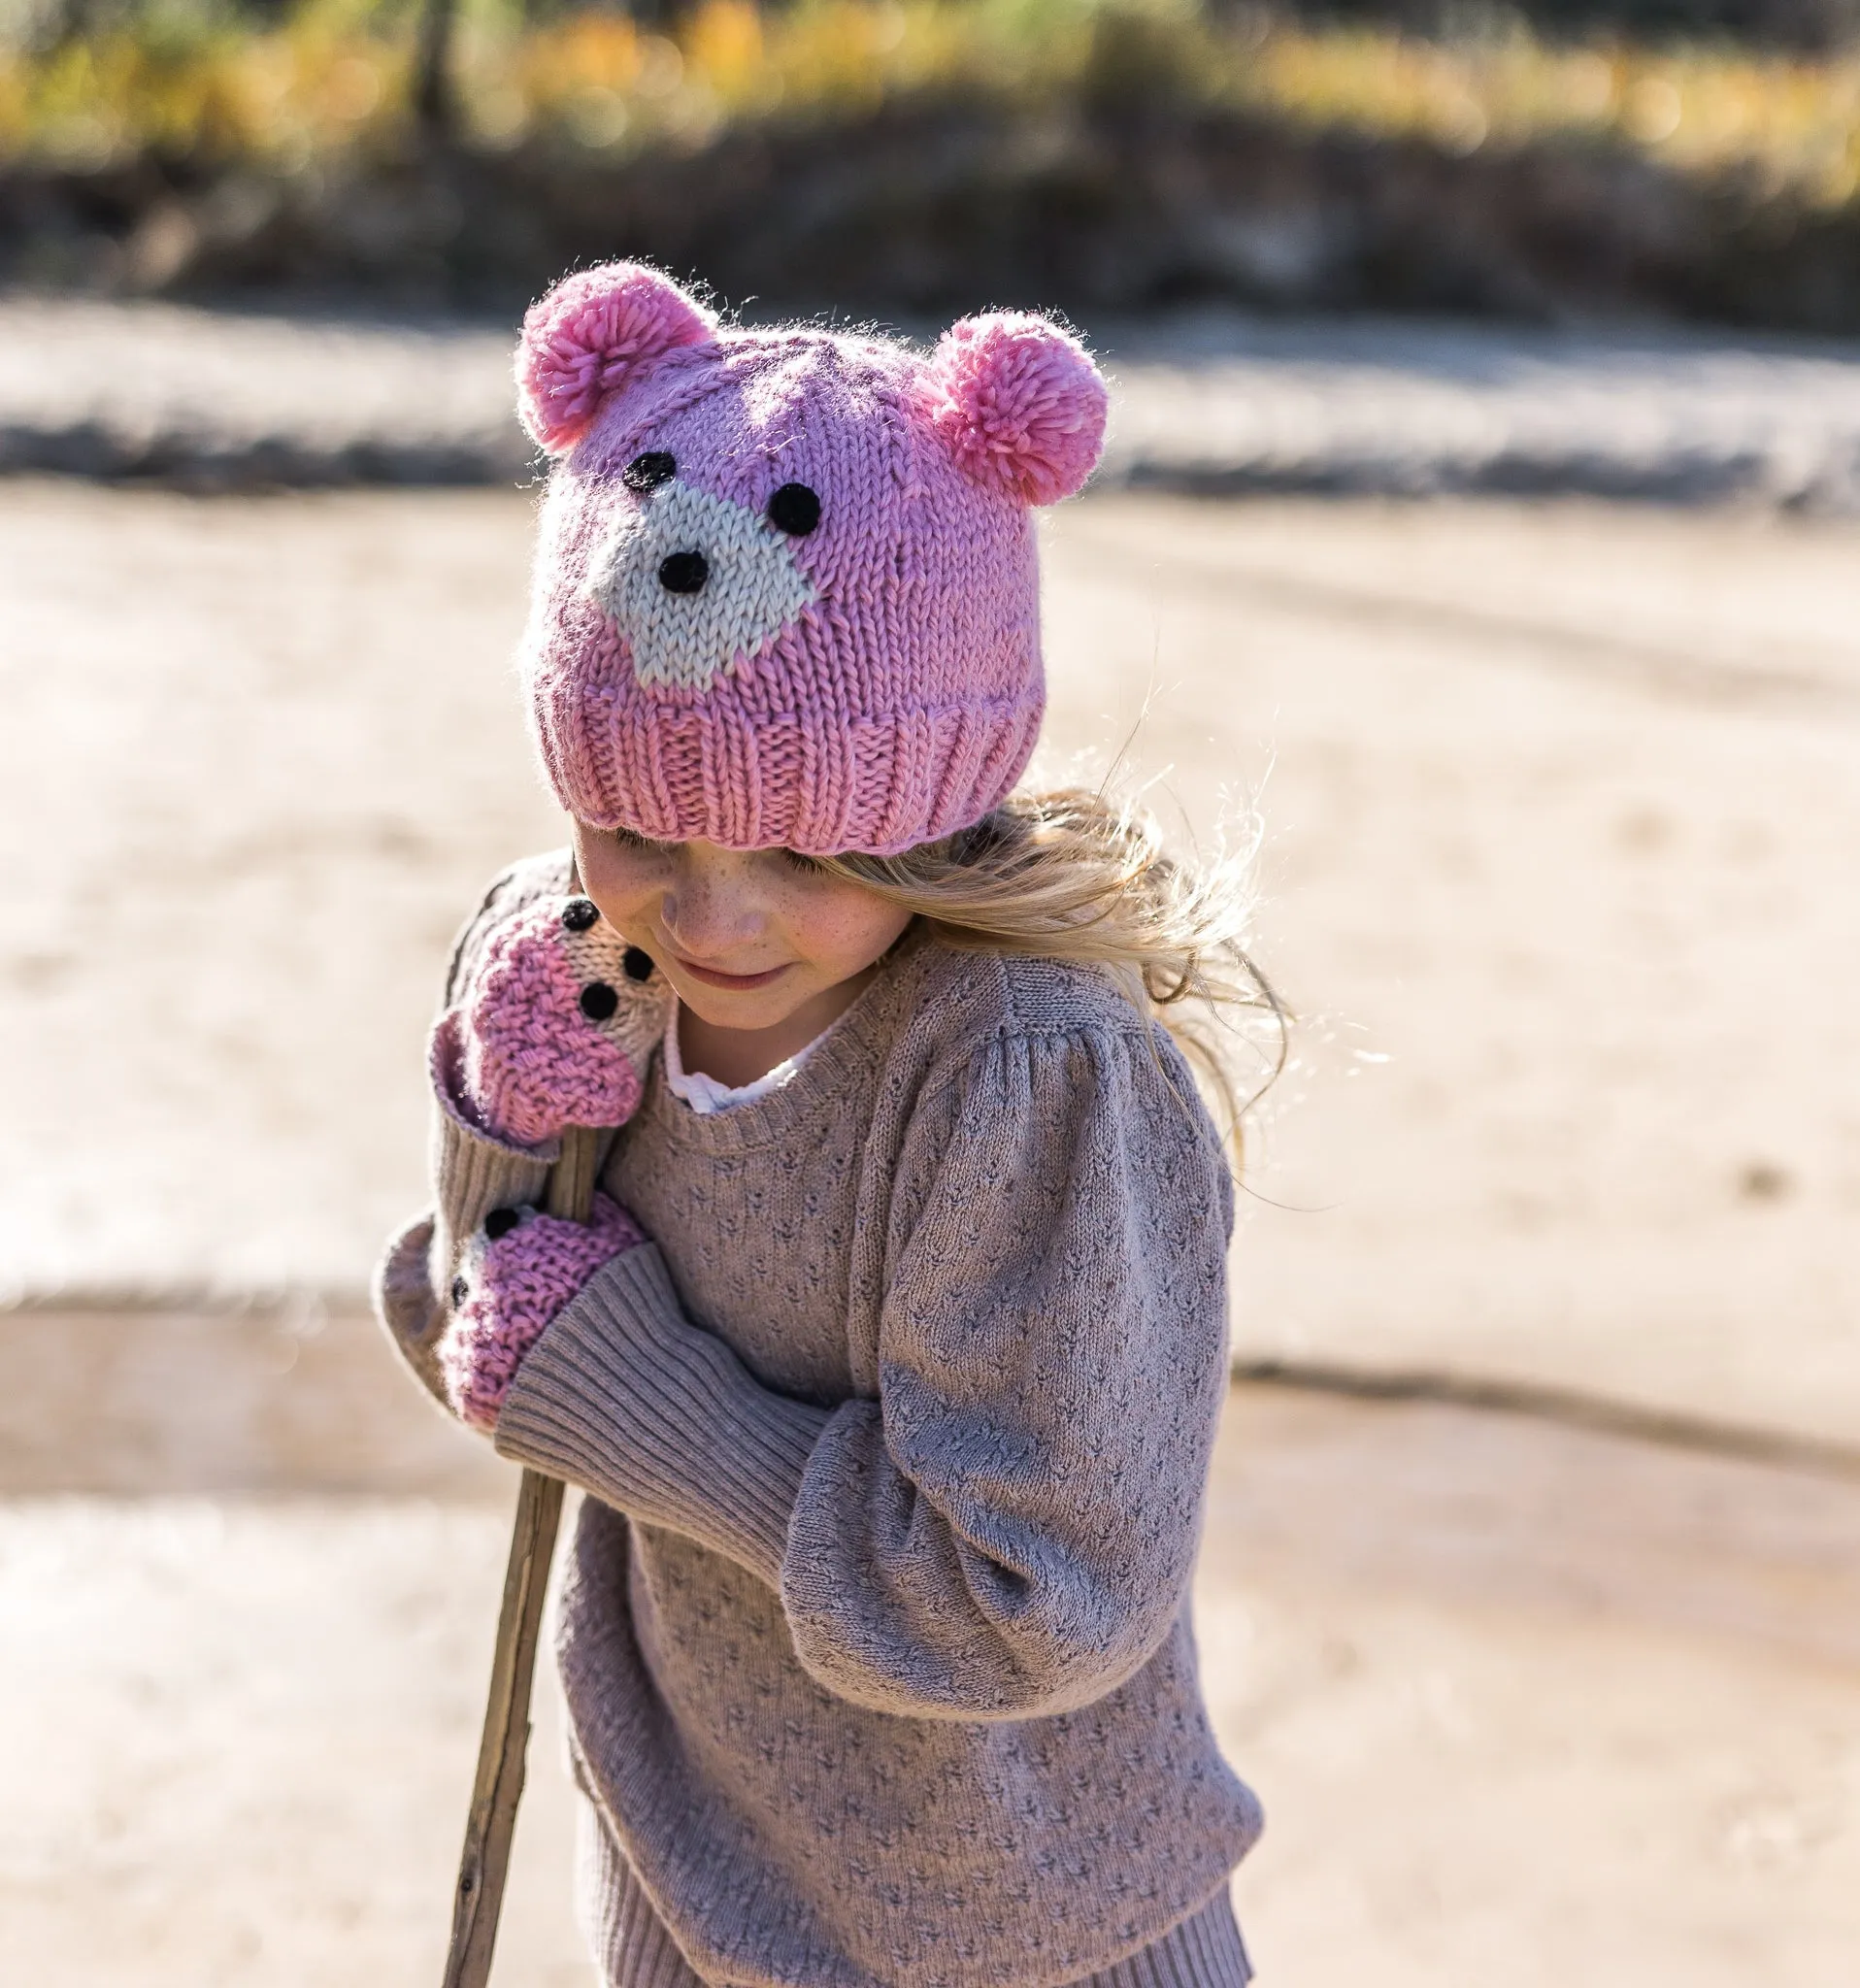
672, 955, 792, 991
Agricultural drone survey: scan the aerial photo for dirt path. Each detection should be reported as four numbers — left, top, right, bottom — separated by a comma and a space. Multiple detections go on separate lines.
5, 479, 1858, 1980
2, 1370, 1855, 1987
5, 480, 1857, 1438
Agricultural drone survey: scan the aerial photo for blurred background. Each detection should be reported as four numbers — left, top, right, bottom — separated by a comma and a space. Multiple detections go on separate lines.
2, 0, 1859, 1982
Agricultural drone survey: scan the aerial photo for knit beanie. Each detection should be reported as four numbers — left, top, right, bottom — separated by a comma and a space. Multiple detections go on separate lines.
514, 263, 1108, 856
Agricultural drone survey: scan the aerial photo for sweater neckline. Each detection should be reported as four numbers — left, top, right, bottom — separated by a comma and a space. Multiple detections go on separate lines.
635, 924, 929, 1153
662, 1004, 828, 1115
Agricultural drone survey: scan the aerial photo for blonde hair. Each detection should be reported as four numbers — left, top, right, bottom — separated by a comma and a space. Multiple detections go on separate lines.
818, 786, 1285, 1158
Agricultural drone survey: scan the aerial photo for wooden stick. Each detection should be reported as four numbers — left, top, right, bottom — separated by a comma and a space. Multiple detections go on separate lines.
544, 1121, 603, 1227
441, 1121, 602, 1988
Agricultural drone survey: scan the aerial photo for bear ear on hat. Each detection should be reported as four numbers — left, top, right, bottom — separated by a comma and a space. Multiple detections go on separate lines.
920, 312, 1108, 506
516, 262, 717, 454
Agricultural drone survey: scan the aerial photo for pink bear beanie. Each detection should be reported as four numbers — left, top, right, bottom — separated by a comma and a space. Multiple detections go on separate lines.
515, 263, 1109, 856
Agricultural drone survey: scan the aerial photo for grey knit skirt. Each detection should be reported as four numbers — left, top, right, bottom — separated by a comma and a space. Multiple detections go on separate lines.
576, 1798, 1252, 1988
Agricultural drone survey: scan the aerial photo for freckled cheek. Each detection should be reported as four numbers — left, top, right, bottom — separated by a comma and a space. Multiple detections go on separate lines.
787, 892, 913, 978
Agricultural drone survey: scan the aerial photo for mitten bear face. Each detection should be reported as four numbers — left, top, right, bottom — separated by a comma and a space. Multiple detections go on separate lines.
441, 1193, 646, 1431
515, 265, 1108, 856
448, 894, 669, 1148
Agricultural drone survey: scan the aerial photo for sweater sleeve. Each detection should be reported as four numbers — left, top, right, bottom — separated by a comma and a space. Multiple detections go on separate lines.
493, 1022, 1235, 1723
373, 850, 581, 1411
372, 1041, 567, 1413
492, 1243, 833, 1579
781, 1026, 1234, 1719
424, 848, 581, 1276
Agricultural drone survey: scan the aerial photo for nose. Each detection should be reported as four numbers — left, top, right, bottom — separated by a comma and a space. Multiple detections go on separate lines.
659, 850, 763, 957
658, 550, 709, 595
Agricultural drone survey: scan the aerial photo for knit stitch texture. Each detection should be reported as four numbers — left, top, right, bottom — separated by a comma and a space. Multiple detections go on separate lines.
440, 1193, 647, 1430
448, 894, 668, 1147
515, 263, 1108, 855
576, 1795, 1252, 1988
376, 851, 1262, 1988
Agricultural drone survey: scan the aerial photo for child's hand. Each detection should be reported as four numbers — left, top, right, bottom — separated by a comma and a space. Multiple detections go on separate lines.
439, 1192, 647, 1430
450, 895, 666, 1146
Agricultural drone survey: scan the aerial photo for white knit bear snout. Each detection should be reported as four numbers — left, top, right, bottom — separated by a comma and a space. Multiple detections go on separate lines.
587, 479, 818, 693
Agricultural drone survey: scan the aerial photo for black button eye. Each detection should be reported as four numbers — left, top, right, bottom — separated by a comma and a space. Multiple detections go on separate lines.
657, 551, 709, 595
622, 946, 655, 983
560, 897, 599, 933
580, 982, 619, 1021
767, 483, 821, 536
622, 451, 677, 492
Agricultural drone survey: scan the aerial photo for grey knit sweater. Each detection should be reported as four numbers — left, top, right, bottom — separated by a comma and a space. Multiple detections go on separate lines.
377, 854, 1263, 1988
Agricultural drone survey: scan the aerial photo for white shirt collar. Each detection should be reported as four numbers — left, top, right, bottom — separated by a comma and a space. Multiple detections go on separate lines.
661, 1005, 826, 1116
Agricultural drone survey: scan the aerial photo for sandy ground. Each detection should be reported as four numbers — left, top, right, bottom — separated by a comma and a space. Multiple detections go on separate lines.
2, 1338, 1856, 1987
4, 480, 1856, 1438
3, 480, 1858, 1983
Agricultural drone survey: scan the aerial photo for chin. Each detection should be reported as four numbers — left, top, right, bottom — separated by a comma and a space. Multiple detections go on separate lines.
672, 977, 812, 1032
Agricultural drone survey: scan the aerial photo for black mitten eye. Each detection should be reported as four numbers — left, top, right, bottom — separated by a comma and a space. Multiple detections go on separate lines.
767, 483, 821, 536
622, 451, 677, 492
483, 1208, 521, 1240
561, 898, 600, 933
622, 946, 655, 982
580, 982, 619, 1021
450, 1276, 469, 1308
657, 550, 710, 595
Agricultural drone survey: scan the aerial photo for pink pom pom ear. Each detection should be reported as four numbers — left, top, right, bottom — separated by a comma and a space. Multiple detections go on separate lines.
920, 313, 1108, 505
516, 262, 717, 454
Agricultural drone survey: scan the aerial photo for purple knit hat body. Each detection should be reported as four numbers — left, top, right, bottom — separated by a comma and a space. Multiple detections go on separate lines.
515, 264, 1108, 856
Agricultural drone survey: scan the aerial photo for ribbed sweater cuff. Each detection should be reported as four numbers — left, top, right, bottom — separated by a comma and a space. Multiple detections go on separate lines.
493, 1244, 830, 1588
438, 1113, 552, 1238
430, 1012, 557, 1225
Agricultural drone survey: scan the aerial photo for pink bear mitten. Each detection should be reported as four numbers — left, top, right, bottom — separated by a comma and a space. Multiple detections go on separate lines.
440, 1193, 646, 1430
433, 892, 669, 1428
448, 895, 668, 1145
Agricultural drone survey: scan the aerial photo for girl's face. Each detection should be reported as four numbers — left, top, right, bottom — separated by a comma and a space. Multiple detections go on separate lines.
572, 822, 913, 1038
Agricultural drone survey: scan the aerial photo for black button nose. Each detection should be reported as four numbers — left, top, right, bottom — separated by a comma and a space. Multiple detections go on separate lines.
658, 550, 709, 595
580, 982, 619, 1021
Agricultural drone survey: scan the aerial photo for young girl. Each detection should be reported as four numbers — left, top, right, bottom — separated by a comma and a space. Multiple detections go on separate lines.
377, 262, 1269, 1988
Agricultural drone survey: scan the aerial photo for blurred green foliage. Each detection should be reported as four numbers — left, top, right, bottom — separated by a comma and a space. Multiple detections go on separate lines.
4, 0, 1860, 214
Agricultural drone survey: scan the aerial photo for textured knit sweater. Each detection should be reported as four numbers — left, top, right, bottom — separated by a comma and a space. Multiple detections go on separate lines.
377, 853, 1263, 1988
